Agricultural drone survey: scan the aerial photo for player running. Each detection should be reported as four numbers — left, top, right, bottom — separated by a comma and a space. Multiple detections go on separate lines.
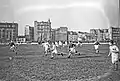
78, 41, 83, 47
55, 41, 59, 47
59, 41, 63, 49
50, 42, 58, 59
108, 40, 119, 71
67, 41, 78, 58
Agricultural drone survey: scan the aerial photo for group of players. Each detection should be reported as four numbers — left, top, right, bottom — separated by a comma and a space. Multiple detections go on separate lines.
8, 40, 83, 60
41, 40, 82, 59
7, 40, 109, 59
41, 40, 102, 59
8, 39, 119, 70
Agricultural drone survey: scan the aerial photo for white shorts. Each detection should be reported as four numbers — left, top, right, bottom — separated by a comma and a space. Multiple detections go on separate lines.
112, 53, 119, 64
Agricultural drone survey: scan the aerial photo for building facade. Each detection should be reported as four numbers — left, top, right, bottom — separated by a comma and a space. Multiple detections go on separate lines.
0, 22, 18, 43
109, 26, 120, 42
51, 29, 56, 42
78, 31, 92, 41
25, 25, 34, 42
68, 31, 78, 42
34, 19, 51, 42
55, 27, 68, 41
90, 29, 109, 41
90, 29, 98, 41
16, 35, 26, 43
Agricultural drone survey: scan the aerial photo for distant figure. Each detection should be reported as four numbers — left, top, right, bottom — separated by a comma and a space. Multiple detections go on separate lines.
63, 41, 67, 47
78, 41, 82, 47
51, 42, 58, 59
9, 57, 12, 60
59, 41, 63, 49
65, 41, 68, 45
55, 41, 59, 47
108, 40, 119, 71
94, 41, 100, 53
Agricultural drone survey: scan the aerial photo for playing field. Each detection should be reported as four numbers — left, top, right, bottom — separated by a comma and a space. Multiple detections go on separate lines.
0, 44, 117, 81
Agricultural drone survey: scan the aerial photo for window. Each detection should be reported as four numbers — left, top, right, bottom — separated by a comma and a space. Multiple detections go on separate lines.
13, 30, 16, 32
12, 25, 14, 27
41, 26, 43, 29
37, 27, 40, 30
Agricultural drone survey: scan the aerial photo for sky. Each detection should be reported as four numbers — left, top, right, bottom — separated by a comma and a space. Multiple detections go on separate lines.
0, 0, 119, 35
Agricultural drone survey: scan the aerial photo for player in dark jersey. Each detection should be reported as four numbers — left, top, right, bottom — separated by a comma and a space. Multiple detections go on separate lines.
9, 41, 17, 54
67, 41, 77, 58
8, 41, 17, 60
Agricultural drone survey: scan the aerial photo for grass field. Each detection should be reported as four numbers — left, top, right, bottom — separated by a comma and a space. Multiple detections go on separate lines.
0, 44, 118, 81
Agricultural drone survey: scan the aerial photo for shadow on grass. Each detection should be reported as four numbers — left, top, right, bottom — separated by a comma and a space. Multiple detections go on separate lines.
53, 55, 102, 60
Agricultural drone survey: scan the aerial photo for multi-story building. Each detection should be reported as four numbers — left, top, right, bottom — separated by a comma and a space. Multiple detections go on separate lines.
51, 29, 56, 42
90, 29, 98, 41
78, 31, 92, 41
55, 27, 68, 41
90, 29, 109, 41
25, 25, 34, 42
102, 29, 109, 41
68, 31, 78, 42
109, 26, 120, 42
34, 19, 51, 42
0, 22, 18, 43
16, 35, 26, 43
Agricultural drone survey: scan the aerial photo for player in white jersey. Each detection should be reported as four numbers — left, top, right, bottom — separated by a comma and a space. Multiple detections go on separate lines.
94, 41, 100, 53
108, 40, 119, 71
59, 41, 63, 49
65, 41, 68, 46
42, 41, 50, 56
63, 41, 66, 47
51, 42, 58, 59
